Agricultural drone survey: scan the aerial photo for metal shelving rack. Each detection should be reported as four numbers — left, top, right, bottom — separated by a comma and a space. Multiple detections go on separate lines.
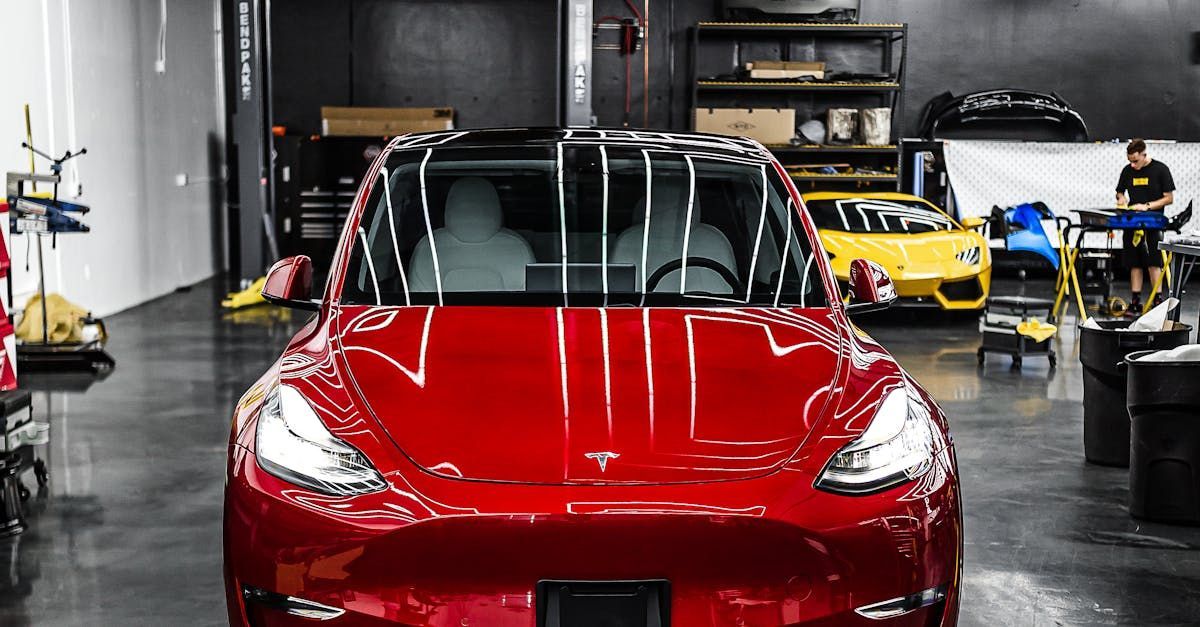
696, 81, 900, 92
690, 21, 908, 189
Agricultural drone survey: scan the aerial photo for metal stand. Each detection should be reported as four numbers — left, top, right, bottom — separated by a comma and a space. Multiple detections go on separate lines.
6, 156, 114, 373
36, 236, 45, 346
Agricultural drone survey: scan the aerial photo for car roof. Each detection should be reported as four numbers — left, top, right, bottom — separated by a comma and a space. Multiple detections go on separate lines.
800, 191, 933, 204
385, 127, 772, 160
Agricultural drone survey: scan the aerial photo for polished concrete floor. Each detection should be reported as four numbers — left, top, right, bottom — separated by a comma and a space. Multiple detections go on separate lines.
1, 279, 1198, 626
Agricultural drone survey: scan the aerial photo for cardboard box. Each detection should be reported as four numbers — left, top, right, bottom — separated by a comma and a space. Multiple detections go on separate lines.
694, 108, 796, 145
746, 60, 825, 80
320, 106, 455, 137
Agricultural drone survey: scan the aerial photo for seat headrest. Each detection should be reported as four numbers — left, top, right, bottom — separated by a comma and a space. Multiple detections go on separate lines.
632, 177, 698, 227
445, 177, 503, 243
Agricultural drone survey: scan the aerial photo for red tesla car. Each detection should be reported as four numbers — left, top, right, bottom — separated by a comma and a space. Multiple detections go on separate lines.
224, 129, 961, 626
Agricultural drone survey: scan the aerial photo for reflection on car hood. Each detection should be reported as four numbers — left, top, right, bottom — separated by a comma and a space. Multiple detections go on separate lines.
334, 305, 844, 485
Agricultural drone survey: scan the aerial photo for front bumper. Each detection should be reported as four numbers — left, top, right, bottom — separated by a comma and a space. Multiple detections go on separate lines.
908, 273, 988, 311
225, 445, 961, 627
840, 267, 991, 311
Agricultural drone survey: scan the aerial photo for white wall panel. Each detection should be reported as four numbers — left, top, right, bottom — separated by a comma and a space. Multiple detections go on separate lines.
944, 140, 1200, 222
0, 0, 223, 318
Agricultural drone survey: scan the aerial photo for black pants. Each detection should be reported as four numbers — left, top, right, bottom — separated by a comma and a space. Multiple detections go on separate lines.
1123, 228, 1164, 270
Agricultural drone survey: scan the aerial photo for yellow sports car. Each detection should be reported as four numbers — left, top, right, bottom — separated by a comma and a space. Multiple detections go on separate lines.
802, 192, 991, 310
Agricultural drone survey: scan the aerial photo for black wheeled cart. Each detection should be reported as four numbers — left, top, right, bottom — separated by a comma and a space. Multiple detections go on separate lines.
978, 296, 1057, 369
0, 389, 47, 537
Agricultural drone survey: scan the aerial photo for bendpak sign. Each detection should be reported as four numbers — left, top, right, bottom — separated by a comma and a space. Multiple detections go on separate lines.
238, 1, 253, 101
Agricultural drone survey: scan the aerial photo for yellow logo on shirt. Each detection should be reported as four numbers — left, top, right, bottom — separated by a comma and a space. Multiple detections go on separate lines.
1133, 177, 1149, 186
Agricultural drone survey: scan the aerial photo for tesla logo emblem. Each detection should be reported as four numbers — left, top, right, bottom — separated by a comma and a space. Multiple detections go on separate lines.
585, 451, 620, 472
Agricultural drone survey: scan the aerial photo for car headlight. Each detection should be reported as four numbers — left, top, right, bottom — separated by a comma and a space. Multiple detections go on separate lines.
955, 246, 981, 266
816, 386, 938, 494
256, 383, 387, 496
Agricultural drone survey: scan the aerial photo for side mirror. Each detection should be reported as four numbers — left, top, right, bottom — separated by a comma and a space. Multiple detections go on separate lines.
261, 256, 319, 311
960, 216, 986, 230
846, 258, 897, 315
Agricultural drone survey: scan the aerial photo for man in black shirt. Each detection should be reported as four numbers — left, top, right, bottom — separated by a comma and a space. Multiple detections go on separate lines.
1115, 138, 1175, 312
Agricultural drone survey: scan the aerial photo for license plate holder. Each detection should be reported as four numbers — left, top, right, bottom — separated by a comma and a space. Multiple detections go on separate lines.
537, 580, 670, 627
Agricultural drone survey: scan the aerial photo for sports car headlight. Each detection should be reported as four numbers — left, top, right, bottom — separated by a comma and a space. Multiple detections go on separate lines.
816, 386, 938, 494
256, 384, 386, 496
955, 246, 981, 266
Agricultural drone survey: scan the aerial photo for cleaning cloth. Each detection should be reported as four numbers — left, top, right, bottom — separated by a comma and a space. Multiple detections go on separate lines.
1017, 318, 1057, 342
15, 293, 90, 344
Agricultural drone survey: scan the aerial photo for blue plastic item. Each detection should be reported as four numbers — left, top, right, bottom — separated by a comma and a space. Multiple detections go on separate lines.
7, 195, 91, 234
1107, 210, 1169, 230
1005, 202, 1059, 269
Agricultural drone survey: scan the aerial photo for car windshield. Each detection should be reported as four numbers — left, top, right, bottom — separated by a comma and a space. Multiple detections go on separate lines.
341, 143, 828, 308
805, 197, 956, 234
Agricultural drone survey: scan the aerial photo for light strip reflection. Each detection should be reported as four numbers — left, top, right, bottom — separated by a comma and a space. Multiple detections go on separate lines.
417, 149, 444, 305
744, 164, 770, 303
556, 307, 570, 480
642, 308, 656, 445
600, 308, 614, 445
639, 150, 653, 302
378, 166, 411, 306
599, 145, 610, 303
556, 142, 569, 306
356, 227, 381, 306
679, 155, 697, 294
774, 198, 795, 308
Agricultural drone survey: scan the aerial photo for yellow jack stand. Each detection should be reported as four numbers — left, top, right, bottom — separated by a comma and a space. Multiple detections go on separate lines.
222, 276, 268, 310
1142, 252, 1173, 315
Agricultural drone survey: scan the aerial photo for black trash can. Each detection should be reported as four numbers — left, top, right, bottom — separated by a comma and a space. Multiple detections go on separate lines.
1078, 320, 1191, 466
1127, 349, 1200, 524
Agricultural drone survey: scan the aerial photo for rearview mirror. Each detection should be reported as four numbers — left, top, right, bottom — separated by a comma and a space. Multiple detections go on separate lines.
845, 258, 897, 315
262, 256, 319, 311
960, 216, 986, 230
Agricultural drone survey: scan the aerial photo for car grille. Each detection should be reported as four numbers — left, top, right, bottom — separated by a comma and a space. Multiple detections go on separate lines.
939, 278, 982, 301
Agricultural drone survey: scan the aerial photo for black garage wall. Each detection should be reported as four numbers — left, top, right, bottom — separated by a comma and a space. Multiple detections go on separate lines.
866, 0, 1200, 140
271, 0, 559, 133
351, 0, 559, 127
271, 1, 353, 135
271, 0, 1200, 140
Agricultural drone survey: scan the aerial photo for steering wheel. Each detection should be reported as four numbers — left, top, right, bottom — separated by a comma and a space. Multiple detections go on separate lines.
644, 257, 745, 294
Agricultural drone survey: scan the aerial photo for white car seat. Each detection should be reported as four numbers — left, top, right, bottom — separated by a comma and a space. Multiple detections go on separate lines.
611, 179, 738, 294
408, 177, 535, 292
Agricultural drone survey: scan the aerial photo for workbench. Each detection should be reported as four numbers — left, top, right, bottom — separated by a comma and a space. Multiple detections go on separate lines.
1053, 211, 1182, 321
1160, 240, 1200, 326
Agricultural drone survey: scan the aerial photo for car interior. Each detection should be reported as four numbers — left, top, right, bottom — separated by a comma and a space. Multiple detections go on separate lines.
407, 176, 536, 292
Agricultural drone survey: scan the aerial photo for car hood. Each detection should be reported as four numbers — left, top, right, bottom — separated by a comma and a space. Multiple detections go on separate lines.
821, 229, 988, 280
333, 305, 845, 485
